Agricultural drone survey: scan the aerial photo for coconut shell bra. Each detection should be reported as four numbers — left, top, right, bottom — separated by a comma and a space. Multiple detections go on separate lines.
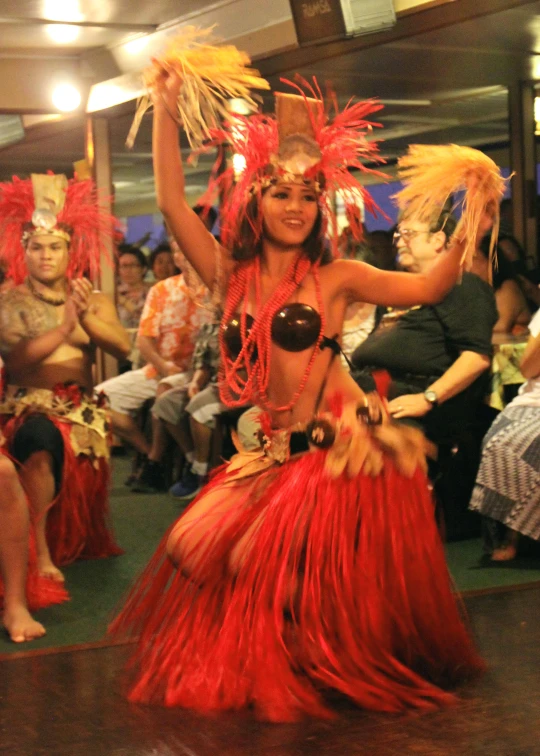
222, 302, 340, 357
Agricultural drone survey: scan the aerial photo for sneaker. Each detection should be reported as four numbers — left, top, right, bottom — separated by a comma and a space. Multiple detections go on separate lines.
124, 472, 138, 488
124, 452, 146, 488
131, 459, 166, 493
169, 468, 205, 500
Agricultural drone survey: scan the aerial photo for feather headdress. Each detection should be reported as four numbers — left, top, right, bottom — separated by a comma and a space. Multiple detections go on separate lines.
0, 172, 117, 284
394, 144, 506, 270
197, 75, 387, 253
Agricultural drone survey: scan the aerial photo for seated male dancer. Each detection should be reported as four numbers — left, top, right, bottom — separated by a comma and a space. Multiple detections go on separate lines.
0, 173, 130, 639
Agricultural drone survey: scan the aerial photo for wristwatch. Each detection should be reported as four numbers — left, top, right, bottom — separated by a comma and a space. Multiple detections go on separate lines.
423, 389, 438, 407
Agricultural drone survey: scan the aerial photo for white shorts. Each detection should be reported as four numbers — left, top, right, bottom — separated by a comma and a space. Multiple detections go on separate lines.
187, 384, 225, 429
153, 383, 225, 430
95, 368, 189, 417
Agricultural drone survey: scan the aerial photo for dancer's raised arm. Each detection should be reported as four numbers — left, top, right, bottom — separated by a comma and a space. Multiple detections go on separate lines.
152, 67, 230, 290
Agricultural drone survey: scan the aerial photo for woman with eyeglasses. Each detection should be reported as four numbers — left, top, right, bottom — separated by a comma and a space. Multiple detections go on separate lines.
116, 245, 151, 372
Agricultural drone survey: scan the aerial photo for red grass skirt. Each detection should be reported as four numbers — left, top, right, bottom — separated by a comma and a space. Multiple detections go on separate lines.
2, 531, 70, 611
111, 448, 484, 721
1, 414, 123, 567
0, 449, 69, 610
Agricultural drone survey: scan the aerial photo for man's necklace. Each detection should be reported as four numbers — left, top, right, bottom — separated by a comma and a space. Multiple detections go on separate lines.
26, 277, 67, 306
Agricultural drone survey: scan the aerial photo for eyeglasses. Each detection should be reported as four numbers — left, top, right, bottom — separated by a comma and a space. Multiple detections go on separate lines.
392, 228, 429, 243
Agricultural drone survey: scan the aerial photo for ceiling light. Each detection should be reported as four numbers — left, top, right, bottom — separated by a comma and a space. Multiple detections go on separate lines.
43, 0, 84, 22
46, 24, 80, 43
124, 35, 149, 55
52, 82, 82, 112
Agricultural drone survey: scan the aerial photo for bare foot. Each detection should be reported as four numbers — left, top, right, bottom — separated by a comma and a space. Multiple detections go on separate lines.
3, 605, 46, 643
37, 556, 65, 583
491, 544, 517, 561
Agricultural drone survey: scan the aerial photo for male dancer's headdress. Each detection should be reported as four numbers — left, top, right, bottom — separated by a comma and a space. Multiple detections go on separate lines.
0, 172, 117, 283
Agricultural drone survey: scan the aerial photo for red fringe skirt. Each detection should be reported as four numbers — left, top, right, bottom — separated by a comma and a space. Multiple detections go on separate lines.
1, 414, 122, 567
111, 448, 484, 721
0, 449, 69, 610
1, 530, 70, 611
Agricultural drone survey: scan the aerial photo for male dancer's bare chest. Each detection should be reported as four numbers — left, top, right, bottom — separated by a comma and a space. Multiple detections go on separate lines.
17, 289, 90, 350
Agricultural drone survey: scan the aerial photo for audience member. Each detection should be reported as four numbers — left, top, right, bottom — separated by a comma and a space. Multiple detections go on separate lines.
471, 236, 531, 333
351, 208, 497, 450
116, 246, 150, 329
132, 206, 220, 495
497, 198, 540, 309
338, 207, 371, 261
94, 244, 211, 476
133, 320, 225, 498
116, 245, 151, 371
149, 243, 177, 282
366, 229, 396, 271
470, 306, 540, 560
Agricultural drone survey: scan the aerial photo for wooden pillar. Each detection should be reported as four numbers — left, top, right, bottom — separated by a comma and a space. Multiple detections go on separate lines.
508, 83, 538, 268
85, 116, 118, 384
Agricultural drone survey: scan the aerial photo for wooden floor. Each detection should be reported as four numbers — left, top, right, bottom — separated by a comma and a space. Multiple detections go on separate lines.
2, 586, 540, 756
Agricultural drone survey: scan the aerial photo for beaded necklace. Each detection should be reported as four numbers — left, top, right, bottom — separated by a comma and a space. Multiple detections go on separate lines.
26, 276, 67, 306
219, 254, 326, 412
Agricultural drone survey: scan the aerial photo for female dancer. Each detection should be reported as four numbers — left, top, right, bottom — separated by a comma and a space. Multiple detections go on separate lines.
112, 62, 493, 720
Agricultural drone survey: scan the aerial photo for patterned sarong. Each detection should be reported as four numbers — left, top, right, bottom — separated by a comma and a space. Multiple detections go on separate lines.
470, 404, 540, 547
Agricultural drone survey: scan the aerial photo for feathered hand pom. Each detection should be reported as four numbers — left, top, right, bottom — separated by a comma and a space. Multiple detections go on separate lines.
127, 26, 270, 149
394, 144, 506, 271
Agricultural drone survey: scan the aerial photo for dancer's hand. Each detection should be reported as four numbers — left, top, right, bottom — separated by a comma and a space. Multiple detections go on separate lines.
357, 392, 385, 425
60, 298, 79, 336
71, 278, 94, 318
149, 58, 183, 114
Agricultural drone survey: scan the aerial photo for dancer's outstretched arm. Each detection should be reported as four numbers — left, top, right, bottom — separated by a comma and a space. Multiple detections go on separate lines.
330, 236, 465, 309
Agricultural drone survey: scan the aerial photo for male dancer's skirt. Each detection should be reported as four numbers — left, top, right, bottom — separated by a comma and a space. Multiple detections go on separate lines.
0, 383, 122, 569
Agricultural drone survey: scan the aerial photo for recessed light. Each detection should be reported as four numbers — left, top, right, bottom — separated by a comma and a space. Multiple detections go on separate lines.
46, 24, 80, 44
52, 83, 81, 112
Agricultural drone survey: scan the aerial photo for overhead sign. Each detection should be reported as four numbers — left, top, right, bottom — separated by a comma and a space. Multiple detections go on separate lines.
289, 0, 347, 45
290, 0, 396, 45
